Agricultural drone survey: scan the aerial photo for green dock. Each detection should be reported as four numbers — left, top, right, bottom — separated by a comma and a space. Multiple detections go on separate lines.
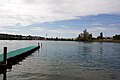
0, 45, 40, 62
0, 45, 40, 74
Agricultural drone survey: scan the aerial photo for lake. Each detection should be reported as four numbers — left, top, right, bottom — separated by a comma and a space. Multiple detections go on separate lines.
0, 40, 120, 80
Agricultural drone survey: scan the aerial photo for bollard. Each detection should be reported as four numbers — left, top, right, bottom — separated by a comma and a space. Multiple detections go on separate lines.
3, 47, 7, 64
3, 47, 7, 80
38, 43, 39, 46
41, 43, 42, 47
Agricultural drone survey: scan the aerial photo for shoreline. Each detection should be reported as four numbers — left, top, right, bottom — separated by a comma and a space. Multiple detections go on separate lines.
0, 39, 120, 43
76, 40, 120, 43
93, 40, 120, 43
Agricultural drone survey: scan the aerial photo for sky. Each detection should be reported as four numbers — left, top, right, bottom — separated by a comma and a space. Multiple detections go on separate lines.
0, 0, 120, 38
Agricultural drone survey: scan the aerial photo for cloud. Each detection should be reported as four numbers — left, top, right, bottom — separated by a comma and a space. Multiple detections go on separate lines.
0, 0, 120, 26
88, 27, 106, 32
91, 23, 103, 26
109, 23, 120, 27
59, 25, 71, 29
30, 26, 82, 38
0, 26, 20, 34
88, 26, 120, 37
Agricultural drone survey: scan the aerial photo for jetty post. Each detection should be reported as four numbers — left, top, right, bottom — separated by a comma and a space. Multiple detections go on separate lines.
3, 47, 7, 64
38, 43, 40, 47
3, 47, 7, 80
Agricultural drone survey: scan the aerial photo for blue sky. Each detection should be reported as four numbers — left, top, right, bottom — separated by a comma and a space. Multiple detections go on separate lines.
25, 14, 120, 38
0, 0, 120, 38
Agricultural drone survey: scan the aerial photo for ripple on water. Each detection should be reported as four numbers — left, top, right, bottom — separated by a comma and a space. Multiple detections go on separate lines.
0, 41, 120, 80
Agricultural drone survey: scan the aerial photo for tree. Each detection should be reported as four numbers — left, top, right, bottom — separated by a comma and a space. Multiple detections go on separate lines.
77, 29, 93, 41
113, 34, 120, 40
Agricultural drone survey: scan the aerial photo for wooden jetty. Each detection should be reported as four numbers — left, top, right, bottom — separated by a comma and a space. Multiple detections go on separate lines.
0, 45, 40, 73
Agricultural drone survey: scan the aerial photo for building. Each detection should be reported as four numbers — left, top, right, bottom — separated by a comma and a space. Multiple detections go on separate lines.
100, 32, 103, 39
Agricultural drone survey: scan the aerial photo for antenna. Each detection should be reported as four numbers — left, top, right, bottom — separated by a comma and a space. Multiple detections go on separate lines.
46, 33, 47, 39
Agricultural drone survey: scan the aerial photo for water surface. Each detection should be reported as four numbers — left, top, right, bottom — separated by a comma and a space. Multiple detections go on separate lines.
0, 40, 120, 80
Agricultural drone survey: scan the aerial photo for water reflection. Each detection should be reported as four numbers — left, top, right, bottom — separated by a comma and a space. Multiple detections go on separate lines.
3, 68, 6, 80
0, 41, 120, 80
99, 43, 103, 55
83, 46, 91, 53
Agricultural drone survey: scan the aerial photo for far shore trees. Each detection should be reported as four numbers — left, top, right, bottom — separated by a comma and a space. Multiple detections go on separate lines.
113, 34, 120, 40
76, 29, 120, 42
76, 29, 92, 41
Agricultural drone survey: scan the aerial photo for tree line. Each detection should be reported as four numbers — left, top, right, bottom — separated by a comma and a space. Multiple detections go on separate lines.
76, 29, 120, 41
0, 33, 44, 40
0, 33, 74, 41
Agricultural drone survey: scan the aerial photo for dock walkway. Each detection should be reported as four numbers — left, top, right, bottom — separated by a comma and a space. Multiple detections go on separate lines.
0, 45, 39, 62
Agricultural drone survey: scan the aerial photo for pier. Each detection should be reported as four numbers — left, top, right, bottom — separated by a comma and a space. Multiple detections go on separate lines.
0, 44, 40, 74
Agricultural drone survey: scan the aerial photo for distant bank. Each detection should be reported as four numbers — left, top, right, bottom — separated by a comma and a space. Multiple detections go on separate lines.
0, 33, 74, 41
76, 29, 120, 43
93, 40, 120, 43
